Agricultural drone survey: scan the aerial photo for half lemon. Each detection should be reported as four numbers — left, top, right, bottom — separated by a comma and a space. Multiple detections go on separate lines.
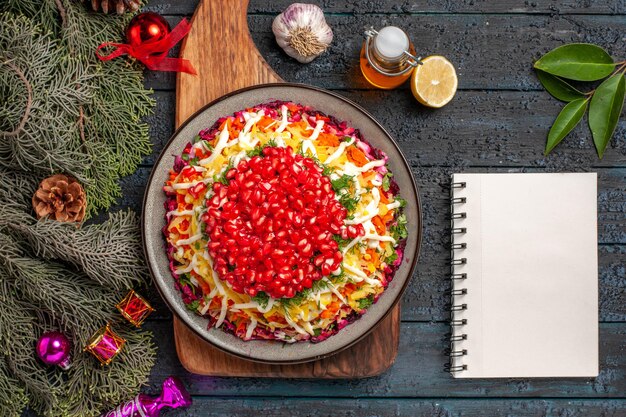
410, 55, 458, 108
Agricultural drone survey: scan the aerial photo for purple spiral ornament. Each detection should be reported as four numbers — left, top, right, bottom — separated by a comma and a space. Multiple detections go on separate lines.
100, 376, 192, 417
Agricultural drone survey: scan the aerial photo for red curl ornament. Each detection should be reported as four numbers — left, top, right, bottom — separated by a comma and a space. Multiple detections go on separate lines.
96, 12, 197, 75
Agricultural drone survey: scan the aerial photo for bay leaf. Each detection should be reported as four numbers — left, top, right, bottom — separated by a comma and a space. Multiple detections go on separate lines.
589, 73, 625, 159
534, 43, 615, 81
536, 69, 585, 102
545, 98, 589, 155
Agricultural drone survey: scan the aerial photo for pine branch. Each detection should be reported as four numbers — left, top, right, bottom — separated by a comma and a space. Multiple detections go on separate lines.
0, 14, 93, 183
0, 4, 153, 216
2, 209, 149, 292
0, 360, 28, 417
0, 167, 38, 209
0, 3, 157, 415
0, 233, 120, 334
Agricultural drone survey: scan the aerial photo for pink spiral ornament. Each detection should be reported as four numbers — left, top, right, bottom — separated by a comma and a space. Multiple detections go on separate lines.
99, 376, 192, 417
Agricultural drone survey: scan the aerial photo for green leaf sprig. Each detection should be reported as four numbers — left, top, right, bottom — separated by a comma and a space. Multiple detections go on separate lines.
534, 43, 625, 158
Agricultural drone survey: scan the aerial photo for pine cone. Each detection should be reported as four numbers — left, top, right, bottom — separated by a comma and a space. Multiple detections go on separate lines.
32, 174, 87, 223
87, 0, 141, 14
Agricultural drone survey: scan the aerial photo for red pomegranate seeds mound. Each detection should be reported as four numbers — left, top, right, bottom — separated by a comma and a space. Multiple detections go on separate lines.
201, 146, 364, 299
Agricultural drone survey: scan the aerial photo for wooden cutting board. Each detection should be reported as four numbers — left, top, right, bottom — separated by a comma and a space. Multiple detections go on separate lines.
173, 0, 400, 377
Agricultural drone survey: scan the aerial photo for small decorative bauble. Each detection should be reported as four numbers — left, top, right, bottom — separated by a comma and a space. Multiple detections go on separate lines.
126, 12, 171, 48
36, 331, 72, 370
32, 174, 87, 223
84, 0, 141, 15
84, 323, 126, 366
116, 289, 155, 328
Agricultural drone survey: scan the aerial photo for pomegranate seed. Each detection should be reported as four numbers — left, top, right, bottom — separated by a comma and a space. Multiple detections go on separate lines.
200, 147, 349, 299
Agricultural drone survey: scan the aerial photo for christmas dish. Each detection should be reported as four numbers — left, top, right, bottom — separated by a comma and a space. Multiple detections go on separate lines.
143, 83, 420, 363
163, 101, 408, 343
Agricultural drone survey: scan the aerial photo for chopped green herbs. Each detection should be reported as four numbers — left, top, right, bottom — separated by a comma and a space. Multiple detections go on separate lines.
390, 213, 408, 240
279, 279, 332, 310
322, 164, 334, 176
296, 141, 304, 155
186, 299, 201, 312
332, 235, 351, 249
312, 279, 330, 292
213, 158, 234, 185
178, 273, 192, 287
382, 172, 393, 192
357, 295, 375, 310
331, 174, 353, 193
385, 251, 398, 265
246, 139, 277, 157
330, 270, 347, 284
339, 193, 360, 213
203, 140, 214, 151
395, 196, 407, 208
252, 291, 270, 308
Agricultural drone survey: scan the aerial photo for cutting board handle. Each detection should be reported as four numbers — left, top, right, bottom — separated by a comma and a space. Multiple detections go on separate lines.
176, 0, 282, 126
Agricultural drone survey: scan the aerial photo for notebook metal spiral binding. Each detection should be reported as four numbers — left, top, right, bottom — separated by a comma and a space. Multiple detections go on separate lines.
446, 180, 468, 374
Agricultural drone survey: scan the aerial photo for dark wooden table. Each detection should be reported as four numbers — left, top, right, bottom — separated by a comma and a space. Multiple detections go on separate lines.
124, 1, 626, 415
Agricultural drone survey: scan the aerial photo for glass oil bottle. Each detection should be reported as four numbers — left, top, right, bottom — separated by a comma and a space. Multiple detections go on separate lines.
360, 26, 421, 89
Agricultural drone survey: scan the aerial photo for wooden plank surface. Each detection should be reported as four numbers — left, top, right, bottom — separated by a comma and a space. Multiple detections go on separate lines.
146, 0, 626, 15
136, 398, 626, 416
119, 0, 625, 414
172, 0, 401, 378
144, 321, 626, 398
144, 14, 626, 92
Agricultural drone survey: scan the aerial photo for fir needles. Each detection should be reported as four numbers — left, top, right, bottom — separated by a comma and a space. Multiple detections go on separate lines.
0, 1, 157, 415
0, 3, 153, 216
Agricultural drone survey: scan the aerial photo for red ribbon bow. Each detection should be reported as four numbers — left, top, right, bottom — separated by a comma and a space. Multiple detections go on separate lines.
96, 18, 197, 75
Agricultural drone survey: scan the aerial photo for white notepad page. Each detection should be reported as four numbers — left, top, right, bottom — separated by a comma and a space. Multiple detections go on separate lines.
450, 173, 598, 378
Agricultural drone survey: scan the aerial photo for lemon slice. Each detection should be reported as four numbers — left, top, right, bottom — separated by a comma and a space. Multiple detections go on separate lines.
411, 55, 458, 108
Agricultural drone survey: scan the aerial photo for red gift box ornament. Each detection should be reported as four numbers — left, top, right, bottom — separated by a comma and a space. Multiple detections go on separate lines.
116, 289, 155, 328
96, 12, 197, 75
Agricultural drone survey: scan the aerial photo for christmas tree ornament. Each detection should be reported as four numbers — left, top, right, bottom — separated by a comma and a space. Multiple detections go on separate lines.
116, 289, 155, 327
85, 0, 141, 14
272, 3, 333, 63
96, 14, 197, 74
126, 12, 170, 47
36, 331, 72, 370
99, 376, 192, 417
32, 174, 87, 222
84, 323, 126, 365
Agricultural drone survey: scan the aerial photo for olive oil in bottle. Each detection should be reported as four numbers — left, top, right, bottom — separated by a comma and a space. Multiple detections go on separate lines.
360, 26, 420, 89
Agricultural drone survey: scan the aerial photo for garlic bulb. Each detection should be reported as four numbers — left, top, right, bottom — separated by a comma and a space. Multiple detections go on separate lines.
272, 3, 333, 63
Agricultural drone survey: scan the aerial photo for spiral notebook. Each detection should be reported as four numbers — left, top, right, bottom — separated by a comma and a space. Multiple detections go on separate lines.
447, 173, 598, 378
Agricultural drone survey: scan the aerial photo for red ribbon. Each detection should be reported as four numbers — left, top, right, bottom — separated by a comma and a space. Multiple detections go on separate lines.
96, 18, 197, 75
